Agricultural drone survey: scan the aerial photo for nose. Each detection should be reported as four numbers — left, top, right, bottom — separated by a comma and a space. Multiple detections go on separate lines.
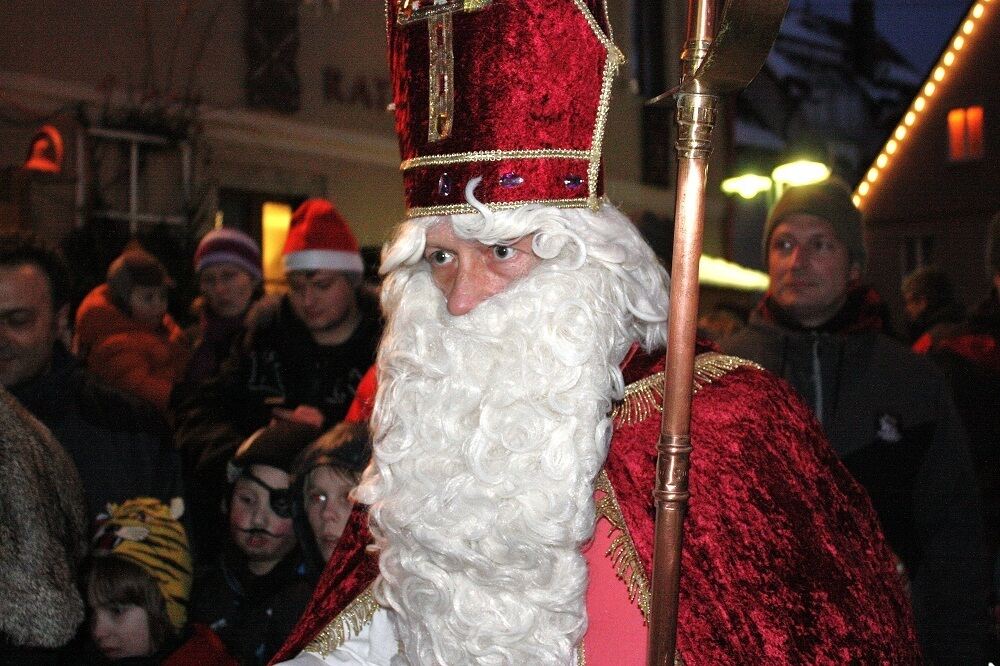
445, 260, 496, 316
788, 244, 808, 268
320, 499, 340, 522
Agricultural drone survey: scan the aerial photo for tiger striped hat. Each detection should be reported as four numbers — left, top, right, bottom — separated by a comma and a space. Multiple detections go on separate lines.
92, 497, 192, 631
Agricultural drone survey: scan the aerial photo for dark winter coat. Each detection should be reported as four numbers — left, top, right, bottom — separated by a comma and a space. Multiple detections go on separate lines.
0, 388, 88, 655
189, 548, 314, 666
9, 344, 183, 521
720, 286, 988, 665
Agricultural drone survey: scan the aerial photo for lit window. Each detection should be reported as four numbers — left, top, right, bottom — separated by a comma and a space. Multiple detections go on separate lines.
948, 105, 985, 161
261, 202, 292, 293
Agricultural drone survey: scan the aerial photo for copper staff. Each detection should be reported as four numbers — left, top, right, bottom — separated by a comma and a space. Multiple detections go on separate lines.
645, 0, 789, 664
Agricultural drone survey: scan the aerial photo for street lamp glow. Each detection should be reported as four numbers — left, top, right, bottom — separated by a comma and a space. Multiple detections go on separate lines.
720, 173, 773, 199
771, 160, 831, 188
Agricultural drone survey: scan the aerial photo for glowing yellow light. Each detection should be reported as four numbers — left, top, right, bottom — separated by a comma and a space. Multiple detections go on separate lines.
924, 81, 937, 96
720, 173, 773, 199
894, 126, 907, 141
914, 97, 926, 112
876, 154, 888, 168
699, 255, 770, 291
904, 111, 917, 126
771, 160, 831, 187
262, 201, 293, 293
973, 3, 985, 17
943, 51, 955, 66
886, 140, 898, 155
858, 182, 870, 196
852, 194, 862, 207
934, 67, 946, 81
954, 35, 965, 50
867, 168, 879, 182
963, 19, 974, 34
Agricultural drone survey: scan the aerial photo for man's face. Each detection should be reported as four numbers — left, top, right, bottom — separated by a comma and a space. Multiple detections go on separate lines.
0, 263, 65, 387
423, 222, 541, 316
286, 270, 356, 339
767, 214, 860, 328
229, 464, 297, 574
199, 263, 258, 318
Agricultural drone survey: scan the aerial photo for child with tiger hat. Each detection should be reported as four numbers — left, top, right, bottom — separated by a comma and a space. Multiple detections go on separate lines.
86, 497, 236, 665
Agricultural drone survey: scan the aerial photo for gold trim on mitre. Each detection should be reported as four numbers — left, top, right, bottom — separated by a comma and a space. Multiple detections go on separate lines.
303, 583, 381, 656
406, 196, 609, 218
401, 149, 592, 171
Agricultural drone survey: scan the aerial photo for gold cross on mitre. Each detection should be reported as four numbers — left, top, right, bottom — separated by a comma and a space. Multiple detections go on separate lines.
396, 0, 492, 142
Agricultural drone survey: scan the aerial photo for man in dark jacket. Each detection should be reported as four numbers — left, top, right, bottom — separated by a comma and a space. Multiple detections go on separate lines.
720, 179, 988, 665
173, 199, 380, 559
0, 230, 182, 521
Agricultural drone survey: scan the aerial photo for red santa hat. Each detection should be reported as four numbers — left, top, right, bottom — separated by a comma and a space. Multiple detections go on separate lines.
282, 198, 364, 276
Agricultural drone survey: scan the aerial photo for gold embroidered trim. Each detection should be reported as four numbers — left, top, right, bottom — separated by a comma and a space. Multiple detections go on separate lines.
406, 196, 607, 218
303, 584, 381, 656
595, 468, 652, 621
611, 352, 762, 426
401, 149, 591, 171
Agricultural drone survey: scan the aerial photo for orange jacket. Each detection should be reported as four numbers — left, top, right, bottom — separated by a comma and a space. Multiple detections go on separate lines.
73, 284, 190, 413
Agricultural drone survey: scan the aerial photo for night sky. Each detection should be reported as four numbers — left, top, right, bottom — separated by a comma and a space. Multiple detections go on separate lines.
789, 0, 972, 74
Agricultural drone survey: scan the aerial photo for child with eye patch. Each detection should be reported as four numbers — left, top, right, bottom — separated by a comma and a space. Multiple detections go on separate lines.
188, 422, 319, 666
85, 497, 236, 665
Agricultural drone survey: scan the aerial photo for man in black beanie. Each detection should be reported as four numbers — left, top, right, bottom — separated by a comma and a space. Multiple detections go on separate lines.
189, 421, 320, 666
720, 178, 988, 664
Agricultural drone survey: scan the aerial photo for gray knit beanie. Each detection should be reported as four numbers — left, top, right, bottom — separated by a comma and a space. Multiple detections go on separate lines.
762, 178, 866, 271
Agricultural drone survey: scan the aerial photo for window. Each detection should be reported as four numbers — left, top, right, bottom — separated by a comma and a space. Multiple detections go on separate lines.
947, 106, 984, 162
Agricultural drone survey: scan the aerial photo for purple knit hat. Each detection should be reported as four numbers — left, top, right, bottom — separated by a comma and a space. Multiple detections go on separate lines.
194, 228, 262, 281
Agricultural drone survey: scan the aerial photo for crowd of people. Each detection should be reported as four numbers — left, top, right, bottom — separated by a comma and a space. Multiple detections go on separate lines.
1, 197, 379, 665
3, 1, 999, 664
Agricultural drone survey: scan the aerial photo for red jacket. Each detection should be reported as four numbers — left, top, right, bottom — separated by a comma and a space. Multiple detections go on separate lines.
74, 284, 190, 413
164, 624, 238, 666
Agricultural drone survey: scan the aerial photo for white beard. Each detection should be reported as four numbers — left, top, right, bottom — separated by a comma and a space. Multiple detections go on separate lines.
355, 254, 642, 665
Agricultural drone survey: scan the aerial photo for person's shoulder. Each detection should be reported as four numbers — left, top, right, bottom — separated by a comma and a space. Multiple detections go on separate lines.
69, 367, 168, 435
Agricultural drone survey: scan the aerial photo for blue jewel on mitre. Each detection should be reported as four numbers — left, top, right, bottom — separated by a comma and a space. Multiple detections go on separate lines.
563, 175, 584, 190
437, 173, 453, 196
499, 172, 524, 188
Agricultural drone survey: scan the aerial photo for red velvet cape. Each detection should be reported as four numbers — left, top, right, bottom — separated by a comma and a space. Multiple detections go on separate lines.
273, 350, 920, 664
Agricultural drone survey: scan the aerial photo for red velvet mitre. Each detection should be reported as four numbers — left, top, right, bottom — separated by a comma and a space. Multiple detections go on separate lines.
387, 0, 622, 217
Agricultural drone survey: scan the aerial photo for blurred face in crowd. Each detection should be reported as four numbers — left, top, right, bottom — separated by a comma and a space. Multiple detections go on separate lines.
304, 466, 356, 562
128, 285, 168, 327
229, 464, 297, 575
199, 263, 258, 318
423, 222, 541, 316
767, 214, 860, 328
91, 602, 152, 660
286, 270, 357, 344
0, 262, 67, 387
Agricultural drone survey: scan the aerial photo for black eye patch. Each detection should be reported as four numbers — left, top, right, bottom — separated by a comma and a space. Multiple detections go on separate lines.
239, 468, 295, 519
